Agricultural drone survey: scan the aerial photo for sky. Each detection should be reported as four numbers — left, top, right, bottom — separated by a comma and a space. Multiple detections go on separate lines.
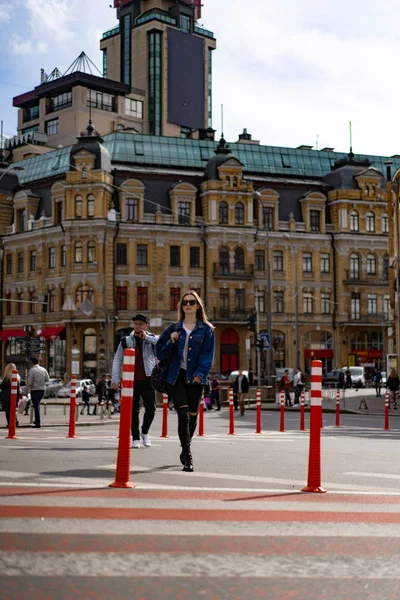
1, 0, 400, 156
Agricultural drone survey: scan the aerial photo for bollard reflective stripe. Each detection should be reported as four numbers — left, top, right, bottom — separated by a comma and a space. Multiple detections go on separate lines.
160, 393, 169, 438
255, 389, 261, 434
279, 390, 285, 432
6, 370, 19, 440
335, 388, 341, 428
198, 391, 205, 437
110, 348, 136, 488
384, 390, 390, 431
228, 388, 235, 435
66, 375, 77, 439
300, 390, 305, 431
302, 360, 326, 493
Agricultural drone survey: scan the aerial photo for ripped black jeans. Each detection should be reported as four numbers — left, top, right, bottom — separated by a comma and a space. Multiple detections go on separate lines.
167, 369, 203, 447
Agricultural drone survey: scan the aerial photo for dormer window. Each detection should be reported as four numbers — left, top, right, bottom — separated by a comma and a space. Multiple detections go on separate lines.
178, 201, 190, 225
17, 209, 26, 232
310, 210, 320, 232
262, 206, 273, 230
82, 168, 87, 179
126, 198, 138, 222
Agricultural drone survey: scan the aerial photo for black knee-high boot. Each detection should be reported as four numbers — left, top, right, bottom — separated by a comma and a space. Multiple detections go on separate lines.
177, 407, 193, 471
189, 414, 198, 440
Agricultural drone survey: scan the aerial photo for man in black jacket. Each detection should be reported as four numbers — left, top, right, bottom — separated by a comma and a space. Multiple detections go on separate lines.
234, 369, 249, 416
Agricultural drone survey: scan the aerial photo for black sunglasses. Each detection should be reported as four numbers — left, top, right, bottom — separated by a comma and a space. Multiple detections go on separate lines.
182, 299, 197, 306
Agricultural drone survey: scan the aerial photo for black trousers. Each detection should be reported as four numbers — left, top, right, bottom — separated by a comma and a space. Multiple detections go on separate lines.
31, 390, 44, 426
167, 369, 203, 447
132, 379, 156, 440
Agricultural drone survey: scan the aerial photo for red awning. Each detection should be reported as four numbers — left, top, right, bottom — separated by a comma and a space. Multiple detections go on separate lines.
304, 349, 334, 359
0, 329, 26, 340
39, 326, 65, 340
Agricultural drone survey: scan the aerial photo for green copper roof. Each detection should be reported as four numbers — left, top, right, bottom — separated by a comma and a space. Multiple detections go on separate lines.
13, 132, 400, 186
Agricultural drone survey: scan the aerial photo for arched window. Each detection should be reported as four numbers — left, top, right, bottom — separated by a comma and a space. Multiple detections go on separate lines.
219, 246, 229, 275
87, 194, 95, 218
87, 241, 96, 263
75, 195, 82, 218
75, 285, 94, 308
383, 254, 389, 279
235, 202, 244, 225
366, 211, 375, 232
219, 201, 228, 224
366, 253, 376, 275
350, 210, 359, 231
350, 253, 360, 279
382, 213, 389, 234
74, 241, 83, 263
234, 247, 245, 269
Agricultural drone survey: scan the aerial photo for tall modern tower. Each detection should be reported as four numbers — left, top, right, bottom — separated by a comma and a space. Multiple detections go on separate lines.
101, 0, 216, 138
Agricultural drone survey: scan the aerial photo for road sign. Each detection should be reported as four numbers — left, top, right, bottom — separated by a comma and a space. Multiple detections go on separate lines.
259, 333, 271, 349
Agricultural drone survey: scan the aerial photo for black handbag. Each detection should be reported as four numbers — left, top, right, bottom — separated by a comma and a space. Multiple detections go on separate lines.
151, 329, 176, 393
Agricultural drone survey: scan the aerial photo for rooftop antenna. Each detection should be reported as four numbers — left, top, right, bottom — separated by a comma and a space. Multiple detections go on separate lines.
63, 51, 103, 77
349, 121, 354, 160
316, 133, 320, 151
221, 104, 224, 138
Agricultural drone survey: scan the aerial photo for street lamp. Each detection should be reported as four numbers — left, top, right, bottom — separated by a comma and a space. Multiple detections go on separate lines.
284, 233, 299, 368
253, 191, 273, 383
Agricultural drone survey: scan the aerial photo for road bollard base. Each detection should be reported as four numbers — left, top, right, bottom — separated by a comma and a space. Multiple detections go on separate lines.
301, 485, 327, 493
5, 435, 18, 440
160, 434, 169, 438
66, 435, 77, 439
109, 481, 135, 489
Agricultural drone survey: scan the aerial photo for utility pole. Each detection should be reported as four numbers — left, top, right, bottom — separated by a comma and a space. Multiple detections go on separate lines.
385, 161, 395, 362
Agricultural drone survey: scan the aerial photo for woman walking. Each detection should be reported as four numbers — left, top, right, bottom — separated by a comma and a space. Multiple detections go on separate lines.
156, 290, 215, 472
386, 368, 399, 409
0, 363, 20, 428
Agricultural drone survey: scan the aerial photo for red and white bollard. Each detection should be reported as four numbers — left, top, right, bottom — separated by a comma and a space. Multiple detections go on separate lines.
110, 349, 136, 488
255, 389, 261, 434
335, 387, 341, 428
228, 388, 235, 435
279, 390, 285, 432
160, 393, 169, 438
198, 391, 205, 437
300, 390, 305, 431
6, 369, 19, 440
384, 390, 390, 431
302, 359, 326, 493
66, 375, 77, 439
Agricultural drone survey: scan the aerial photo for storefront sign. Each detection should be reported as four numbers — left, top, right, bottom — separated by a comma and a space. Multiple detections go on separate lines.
304, 349, 334, 358
351, 350, 382, 359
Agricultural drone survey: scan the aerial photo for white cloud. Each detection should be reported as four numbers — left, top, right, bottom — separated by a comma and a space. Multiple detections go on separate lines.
0, 2, 13, 22
25, 0, 75, 44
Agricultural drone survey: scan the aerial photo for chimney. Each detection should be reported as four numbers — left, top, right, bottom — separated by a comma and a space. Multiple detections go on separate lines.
237, 128, 260, 145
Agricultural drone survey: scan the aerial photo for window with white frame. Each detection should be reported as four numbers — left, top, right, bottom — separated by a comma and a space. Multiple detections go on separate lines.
368, 293, 377, 315
303, 292, 313, 314
274, 291, 284, 313
74, 241, 83, 263
366, 254, 376, 275
382, 213, 388, 234
384, 295, 390, 319
350, 210, 359, 231
303, 252, 312, 273
351, 293, 361, 320
310, 210, 320, 232
255, 250, 265, 271
125, 98, 143, 118
88, 241, 96, 263
87, 194, 95, 218
178, 201, 190, 225
321, 293, 330, 314
350, 254, 360, 279
126, 198, 138, 222
366, 211, 375, 232
273, 250, 283, 272
320, 253, 330, 273
256, 291, 265, 313
235, 202, 244, 224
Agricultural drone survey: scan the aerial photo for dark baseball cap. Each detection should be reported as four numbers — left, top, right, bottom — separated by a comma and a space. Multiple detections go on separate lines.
132, 313, 149, 324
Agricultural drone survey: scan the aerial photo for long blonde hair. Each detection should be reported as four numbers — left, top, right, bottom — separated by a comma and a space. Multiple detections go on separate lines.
3, 363, 20, 382
177, 290, 214, 330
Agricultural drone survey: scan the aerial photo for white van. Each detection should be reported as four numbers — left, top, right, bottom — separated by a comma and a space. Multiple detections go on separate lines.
342, 366, 365, 388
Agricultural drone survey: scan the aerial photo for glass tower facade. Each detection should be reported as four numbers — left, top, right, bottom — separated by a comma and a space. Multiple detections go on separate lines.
121, 14, 131, 85
148, 31, 162, 136
208, 47, 213, 128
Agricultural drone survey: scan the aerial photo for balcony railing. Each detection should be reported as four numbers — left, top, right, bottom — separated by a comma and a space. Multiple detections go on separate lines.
213, 263, 254, 278
211, 309, 247, 321
72, 262, 99, 273
343, 312, 390, 325
344, 270, 389, 285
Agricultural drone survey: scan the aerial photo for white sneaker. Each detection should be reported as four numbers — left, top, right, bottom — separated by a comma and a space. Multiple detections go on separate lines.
132, 439, 141, 449
141, 433, 151, 447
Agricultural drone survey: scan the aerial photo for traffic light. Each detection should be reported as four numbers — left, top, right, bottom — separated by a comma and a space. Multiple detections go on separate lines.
247, 311, 256, 332
256, 336, 264, 349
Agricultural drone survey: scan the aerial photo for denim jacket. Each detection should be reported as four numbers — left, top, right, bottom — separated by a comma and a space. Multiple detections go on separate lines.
155, 320, 215, 386
111, 331, 159, 384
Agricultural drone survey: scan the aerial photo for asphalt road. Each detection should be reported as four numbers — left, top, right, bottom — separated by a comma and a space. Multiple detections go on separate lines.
1, 407, 400, 599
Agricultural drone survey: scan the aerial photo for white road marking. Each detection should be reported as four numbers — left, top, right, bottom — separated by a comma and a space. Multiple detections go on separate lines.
0, 471, 38, 479
345, 472, 400, 481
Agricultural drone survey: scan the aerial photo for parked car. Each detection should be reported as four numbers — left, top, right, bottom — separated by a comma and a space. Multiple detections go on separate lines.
342, 366, 366, 388
57, 379, 95, 398
322, 369, 344, 388
44, 378, 64, 398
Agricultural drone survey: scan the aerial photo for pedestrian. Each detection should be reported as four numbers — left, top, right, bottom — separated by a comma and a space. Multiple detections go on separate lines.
293, 367, 305, 405
282, 369, 292, 407
112, 313, 159, 448
345, 369, 352, 389
374, 367, 382, 398
26, 357, 49, 428
230, 376, 239, 411
156, 290, 215, 472
80, 385, 92, 415
93, 374, 107, 415
234, 369, 249, 416
210, 375, 221, 410
386, 368, 399, 409
338, 370, 345, 390
0, 363, 20, 428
